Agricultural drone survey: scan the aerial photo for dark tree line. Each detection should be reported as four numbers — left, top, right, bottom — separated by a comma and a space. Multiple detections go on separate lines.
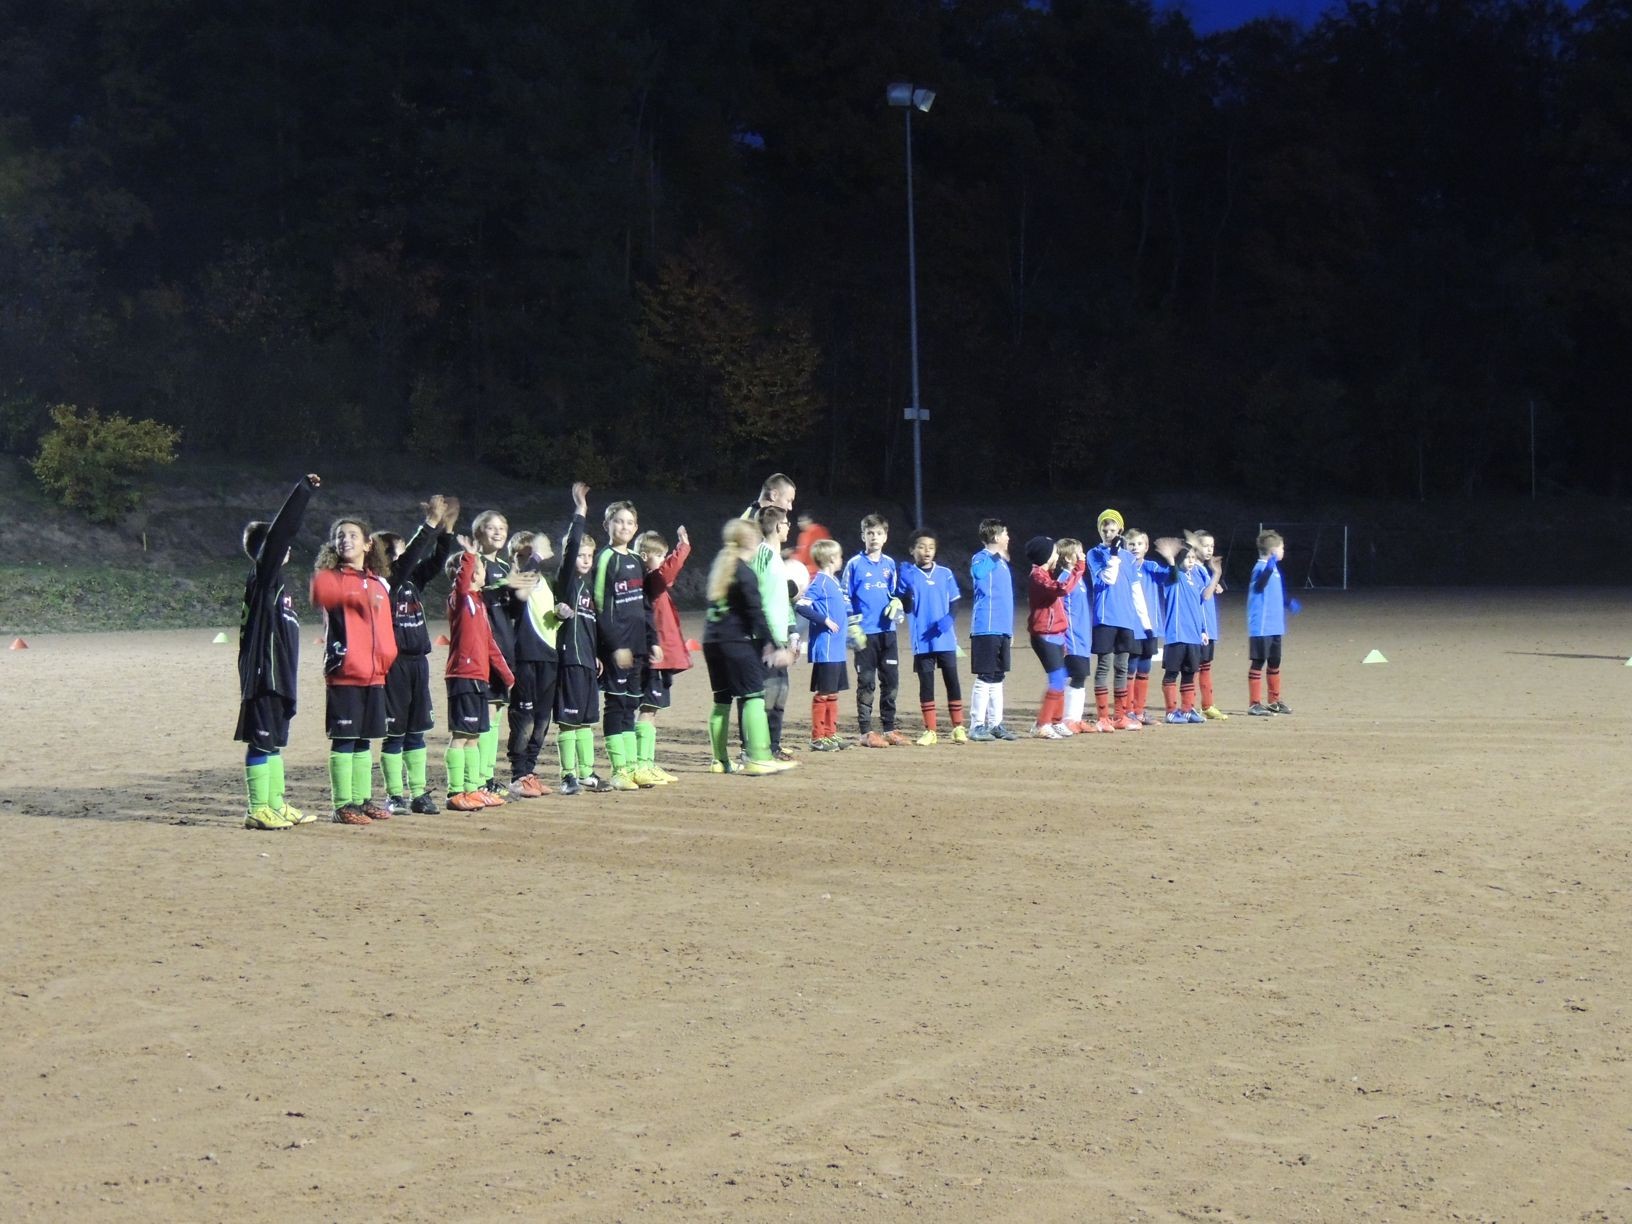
2, 0, 1629, 502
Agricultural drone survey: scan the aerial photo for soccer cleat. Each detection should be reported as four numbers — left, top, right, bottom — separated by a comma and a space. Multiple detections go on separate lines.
1248, 702, 1274, 716
581, 772, 608, 791
386, 794, 411, 816
1030, 723, 1062, 739
651, 766, 679, 784
826, 736, 850, 750
1051, 722, 1074, 737
742, 758, 793, 776
608, 771, 640, 792
1268, 700, 1293, 716
1165, 710, 1188, 724
244, 805, 293, 831
773, 748, 797, 763
707, 760, 737, 774
884, 729, 911, 746
859, 731, 890, 748
811, 738, 839, 752
991, 723, 1020, 741
950, 725, 969, 744
506, 775, 538, 798
1112, 715, 1141, 732
409, 793, 440, 815
559, 773, 581, 795
358, 798, 391, 821
1185, 708, 1207, 724
967, 724, 994, 742
1202, 705, 1229, 721
475, 788, 506, 806
1068, 721, 1095, 735
630, 767, 665, 788
332, 805, 372, 825
1093, 718, 1117, 734
448, 791, 486, 812
279, 802, 315, 825
916, 729, 939, 746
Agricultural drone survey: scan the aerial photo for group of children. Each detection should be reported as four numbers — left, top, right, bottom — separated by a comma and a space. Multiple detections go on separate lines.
233, 478, 1293, 829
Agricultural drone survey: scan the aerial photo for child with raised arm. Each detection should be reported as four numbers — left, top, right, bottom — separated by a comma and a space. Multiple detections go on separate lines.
1247, 530, 1290, 716
373, 494, 459, 815
967, 518, 1017, 741
554, 498, 601, 794
443, 536, 517, 810
1151, 538, 1208, 723
1189, 529, 1228, 719
795, 538, 849, 750
1057, 537, 1095, 734
311, 516, 398, 824
1025, 535, 1085, 739
471, 507, 527, 800
1086, 508, 1141, 733
841, 513, 905, 747
236, 473, 321, 830
635, 522, 692, 785
703, 518, 796, 776
595, 500, 659, 791
1124, 529, 1162, 727
897, 529, 965, 745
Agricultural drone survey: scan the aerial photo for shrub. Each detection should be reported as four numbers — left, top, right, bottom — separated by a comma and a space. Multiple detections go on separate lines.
31, 405, 180, 523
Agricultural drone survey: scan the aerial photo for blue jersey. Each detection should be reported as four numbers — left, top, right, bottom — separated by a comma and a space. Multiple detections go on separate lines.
796, 571, 850, 665
1087, 544, 1139, 630
899, 563, 960, 655
1161, 564, 1208, 645
841, 552, 901, 634
1062, 567, 1093, 656
969, 549, 1013, 637
1201, 565, 1221, 640
1247, 557, 1286, 636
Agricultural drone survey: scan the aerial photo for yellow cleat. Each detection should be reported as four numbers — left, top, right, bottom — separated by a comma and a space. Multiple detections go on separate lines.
630, 767, 667, 788
950, 725, 969, 744
742, 758, 793, 776
915, 729, 939, 746
278, 802, 315, 825
650, 766, 679, 784
1202, 705, 1229, 721
244, 805, 293, 831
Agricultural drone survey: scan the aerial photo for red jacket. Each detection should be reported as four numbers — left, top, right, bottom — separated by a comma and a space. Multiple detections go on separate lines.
643, 538, 693, 672
789, 521, 832, 576
311, 566, 398, 686
445, 552, 516, 689
1027, 559, 1084, 637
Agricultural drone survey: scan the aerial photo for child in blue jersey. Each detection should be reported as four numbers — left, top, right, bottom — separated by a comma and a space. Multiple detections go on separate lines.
841, 514, 906, 747
1247, 530, 1290, 716
1189, 530, 1227, 719
1086, 509, 1142, 733
897, 530, 964, 745
1152, 539, 1209, 723
967, 518, 1017, 741
1056, 538, 1094, 734
1123, 529, 1162, 727
795, 538, 849, 750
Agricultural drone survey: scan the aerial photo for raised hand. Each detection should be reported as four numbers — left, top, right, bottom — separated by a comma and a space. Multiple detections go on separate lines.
571, 482, 590, 516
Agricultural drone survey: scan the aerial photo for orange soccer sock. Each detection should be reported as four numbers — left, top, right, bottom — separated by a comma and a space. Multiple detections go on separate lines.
1248, 667, 1264, 705
1197, 664, 1214, 708
1267, 667, 1282, 704
1162, 681, 1178, 712
921, 702, 938, 731
1039, 689, 1063, 726
812, 696, 827, 739
1114, 687, 1130, 718
1095, 688, 1111, 720
1135, 674, 1150, 713
821, 694, 840, 737
1181, 682, 1197, 712
948, 699, 965, 728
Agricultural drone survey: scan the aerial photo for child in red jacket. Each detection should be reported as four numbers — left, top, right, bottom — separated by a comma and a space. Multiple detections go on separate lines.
311, 517, 399, 824
444, 539, 518, 811
633, 525, 692, 784
1023, 535, 1084, 740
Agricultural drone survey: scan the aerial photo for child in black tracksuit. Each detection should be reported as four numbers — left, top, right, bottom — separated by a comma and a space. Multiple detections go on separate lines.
554, 492, 600, 795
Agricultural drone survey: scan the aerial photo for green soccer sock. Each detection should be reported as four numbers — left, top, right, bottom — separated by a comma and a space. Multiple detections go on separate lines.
576, 726, 596, 778
380, 750, 404, 798
446, 741, 467, 794
328, 751, 352, 808
244, 759, 271, 810
742, 695, 772, 763
404, 747, 428, 797
466, 744, 484, 791
479, 722, 500, 784
606, 730, 627, 774
558, 725, 580, 778
268, 752, 286, 808
709, 703, 730, 765
635, 721, 656, 768
350, 745, 373, 803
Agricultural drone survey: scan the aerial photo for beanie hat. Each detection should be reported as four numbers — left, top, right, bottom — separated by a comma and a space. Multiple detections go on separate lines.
1097, 508, 1124, 533
1024, 535, 1054, 567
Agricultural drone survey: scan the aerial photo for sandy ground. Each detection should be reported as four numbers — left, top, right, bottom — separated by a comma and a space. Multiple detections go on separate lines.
2, 589, 1630, 1223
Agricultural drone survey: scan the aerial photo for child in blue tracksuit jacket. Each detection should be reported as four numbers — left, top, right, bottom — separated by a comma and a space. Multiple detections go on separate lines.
967, 518, 1015, 741
795, 538, 849, 749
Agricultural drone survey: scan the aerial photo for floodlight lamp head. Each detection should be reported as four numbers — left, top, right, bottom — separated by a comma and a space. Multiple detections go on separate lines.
886, 82, 935, 112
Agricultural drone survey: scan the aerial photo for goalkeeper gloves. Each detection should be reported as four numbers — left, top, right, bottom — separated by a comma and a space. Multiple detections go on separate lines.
846, 614, 867, 650
884, 597, 904, 623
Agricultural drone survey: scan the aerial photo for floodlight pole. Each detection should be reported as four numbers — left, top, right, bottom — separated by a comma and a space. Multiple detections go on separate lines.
888, 82, 933, 529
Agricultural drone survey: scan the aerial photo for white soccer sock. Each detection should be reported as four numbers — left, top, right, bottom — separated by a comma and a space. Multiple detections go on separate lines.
990, 681, 1005, 726
970, 679, 990, 726
1064, 686, 1086, 725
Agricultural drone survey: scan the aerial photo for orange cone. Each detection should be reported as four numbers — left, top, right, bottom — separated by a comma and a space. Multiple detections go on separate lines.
434, 634, 451, 646
684, 638, 701, 651
9, 637, 27, 650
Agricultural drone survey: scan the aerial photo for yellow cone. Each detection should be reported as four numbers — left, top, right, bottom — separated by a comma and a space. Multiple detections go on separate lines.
1362, 649, 1387, 664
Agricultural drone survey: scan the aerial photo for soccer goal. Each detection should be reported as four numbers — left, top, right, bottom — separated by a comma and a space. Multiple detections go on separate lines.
1222, 522, 1350, 590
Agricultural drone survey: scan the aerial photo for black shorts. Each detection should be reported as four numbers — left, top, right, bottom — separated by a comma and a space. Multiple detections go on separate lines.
1091, 624, 1136, 656
640, 667, 674, 710
510, 658, 558, 717
1029, 635, 1066, 672
235, 694, 292, 749
1065, 654, 1093, 684
1131, 637, 1157, 661
446, 677, 491, 735
970, 634, 1011, 678
601, 656, 643, 700
854, 632, 899, 674
1200, 640, 1217, 665
1163, 642, 1200, 675
703, 640, 765, 701
555, 665, 600, 726
1249, 635, 1284, 667
325, 684, 387, 740
809, 661, 849, 694
385, 654, 435, 736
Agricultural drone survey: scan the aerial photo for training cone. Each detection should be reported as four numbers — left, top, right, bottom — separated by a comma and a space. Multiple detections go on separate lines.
1362, 649, 1388, 664
684, 638, 701, 651
434, 633, 451, 646
212, 631, 229, 644
9, 637, 27, 650
1624, 656, 1632, 667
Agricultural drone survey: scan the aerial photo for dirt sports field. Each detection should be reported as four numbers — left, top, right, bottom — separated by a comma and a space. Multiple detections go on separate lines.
2, 588, 1630, 1223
